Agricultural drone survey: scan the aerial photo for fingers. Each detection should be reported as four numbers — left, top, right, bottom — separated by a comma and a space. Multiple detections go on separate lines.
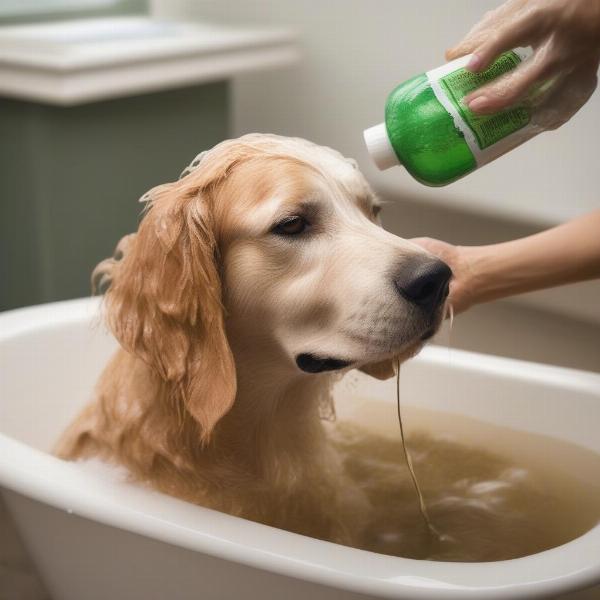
409, 237, 432, 247
446, 0, 528, 62
465, 42, 562, 114
466, 14, 538, 73
409, 237, 454, 265
533, 56, 599, 129
446, 12, 500, 61
409, 237, 441, 255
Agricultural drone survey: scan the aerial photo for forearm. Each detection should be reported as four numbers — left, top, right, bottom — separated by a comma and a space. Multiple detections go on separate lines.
464, 210, 600, 305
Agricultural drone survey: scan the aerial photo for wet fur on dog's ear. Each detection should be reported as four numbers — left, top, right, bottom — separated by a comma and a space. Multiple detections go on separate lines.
94, 176, 236, 443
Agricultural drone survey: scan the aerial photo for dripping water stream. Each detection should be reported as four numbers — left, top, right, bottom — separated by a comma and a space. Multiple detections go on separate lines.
395, 304, 455, 546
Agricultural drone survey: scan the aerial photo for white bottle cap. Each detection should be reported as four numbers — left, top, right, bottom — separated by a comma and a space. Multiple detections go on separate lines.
363, 122, 400, 170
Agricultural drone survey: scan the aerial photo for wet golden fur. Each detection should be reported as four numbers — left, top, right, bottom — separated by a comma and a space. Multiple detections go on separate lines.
55, 134, 438, 543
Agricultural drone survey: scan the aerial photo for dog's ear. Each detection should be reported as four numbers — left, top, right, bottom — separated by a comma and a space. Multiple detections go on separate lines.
97, 179, 235, 443
358, 359, 397, 380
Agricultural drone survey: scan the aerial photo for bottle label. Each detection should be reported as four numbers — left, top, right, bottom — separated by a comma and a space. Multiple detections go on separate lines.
426, 50, 532, 166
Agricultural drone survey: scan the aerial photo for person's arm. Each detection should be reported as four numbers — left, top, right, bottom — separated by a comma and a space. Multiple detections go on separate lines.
412, 210, 600, 314
447, 0, 600, 127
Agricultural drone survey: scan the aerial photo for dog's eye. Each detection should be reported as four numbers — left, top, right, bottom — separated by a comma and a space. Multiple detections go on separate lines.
372, 204, 382, 219
273, 215, 309, 236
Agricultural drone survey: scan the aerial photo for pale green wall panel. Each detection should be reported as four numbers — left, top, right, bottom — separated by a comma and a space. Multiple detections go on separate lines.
0, 81, 229, 309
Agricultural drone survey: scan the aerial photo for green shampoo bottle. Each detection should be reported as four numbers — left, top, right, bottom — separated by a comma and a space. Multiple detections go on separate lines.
364, 49, 536, 186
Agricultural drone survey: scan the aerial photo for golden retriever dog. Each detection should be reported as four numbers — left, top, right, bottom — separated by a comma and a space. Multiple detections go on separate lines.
55, 134, 451, 546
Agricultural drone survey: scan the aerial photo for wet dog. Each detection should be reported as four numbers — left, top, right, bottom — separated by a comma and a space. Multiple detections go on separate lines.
56, 134, 450, 543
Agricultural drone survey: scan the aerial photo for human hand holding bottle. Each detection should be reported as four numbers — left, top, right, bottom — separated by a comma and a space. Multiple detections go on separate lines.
448, 0, 600, 129
410, 4, 600, 311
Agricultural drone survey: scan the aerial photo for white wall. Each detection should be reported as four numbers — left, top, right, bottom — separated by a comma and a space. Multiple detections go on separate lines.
154, 0, 600, 226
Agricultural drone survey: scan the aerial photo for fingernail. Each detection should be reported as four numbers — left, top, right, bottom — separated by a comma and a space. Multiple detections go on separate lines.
466, 54, 482, 71
467, 96, 489, 113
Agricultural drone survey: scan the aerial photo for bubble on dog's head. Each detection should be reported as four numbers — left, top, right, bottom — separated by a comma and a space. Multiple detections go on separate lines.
137, 151, 210, 205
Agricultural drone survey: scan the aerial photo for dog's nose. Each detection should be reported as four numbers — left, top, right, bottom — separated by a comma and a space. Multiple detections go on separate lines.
395, 259, 452, 313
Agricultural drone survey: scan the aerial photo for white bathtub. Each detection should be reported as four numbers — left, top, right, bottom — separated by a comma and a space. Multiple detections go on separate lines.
1, 297, 599, 600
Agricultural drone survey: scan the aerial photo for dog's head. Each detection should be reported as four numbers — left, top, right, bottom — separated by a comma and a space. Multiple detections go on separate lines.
97, 134, 451, 441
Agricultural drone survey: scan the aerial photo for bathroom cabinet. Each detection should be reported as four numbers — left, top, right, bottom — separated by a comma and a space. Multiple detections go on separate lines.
0, 82, 228, 308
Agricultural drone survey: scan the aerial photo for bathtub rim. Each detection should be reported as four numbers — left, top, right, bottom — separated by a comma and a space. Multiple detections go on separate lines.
1, 297, 600, 600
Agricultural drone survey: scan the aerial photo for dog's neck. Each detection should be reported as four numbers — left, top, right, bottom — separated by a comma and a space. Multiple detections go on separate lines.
213, 336, 337, 487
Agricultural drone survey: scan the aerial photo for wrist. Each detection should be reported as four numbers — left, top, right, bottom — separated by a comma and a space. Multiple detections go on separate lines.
458, 244, 506, 307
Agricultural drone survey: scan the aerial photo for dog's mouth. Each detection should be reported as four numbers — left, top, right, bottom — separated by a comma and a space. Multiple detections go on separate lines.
296, 305, 446, 374
296, 353, 351, 374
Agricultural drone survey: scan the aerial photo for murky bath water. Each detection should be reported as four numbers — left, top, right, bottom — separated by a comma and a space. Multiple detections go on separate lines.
330, 403, 600, 561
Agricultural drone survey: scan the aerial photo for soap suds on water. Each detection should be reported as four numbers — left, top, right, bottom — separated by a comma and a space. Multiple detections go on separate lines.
330, 403, 600, 561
